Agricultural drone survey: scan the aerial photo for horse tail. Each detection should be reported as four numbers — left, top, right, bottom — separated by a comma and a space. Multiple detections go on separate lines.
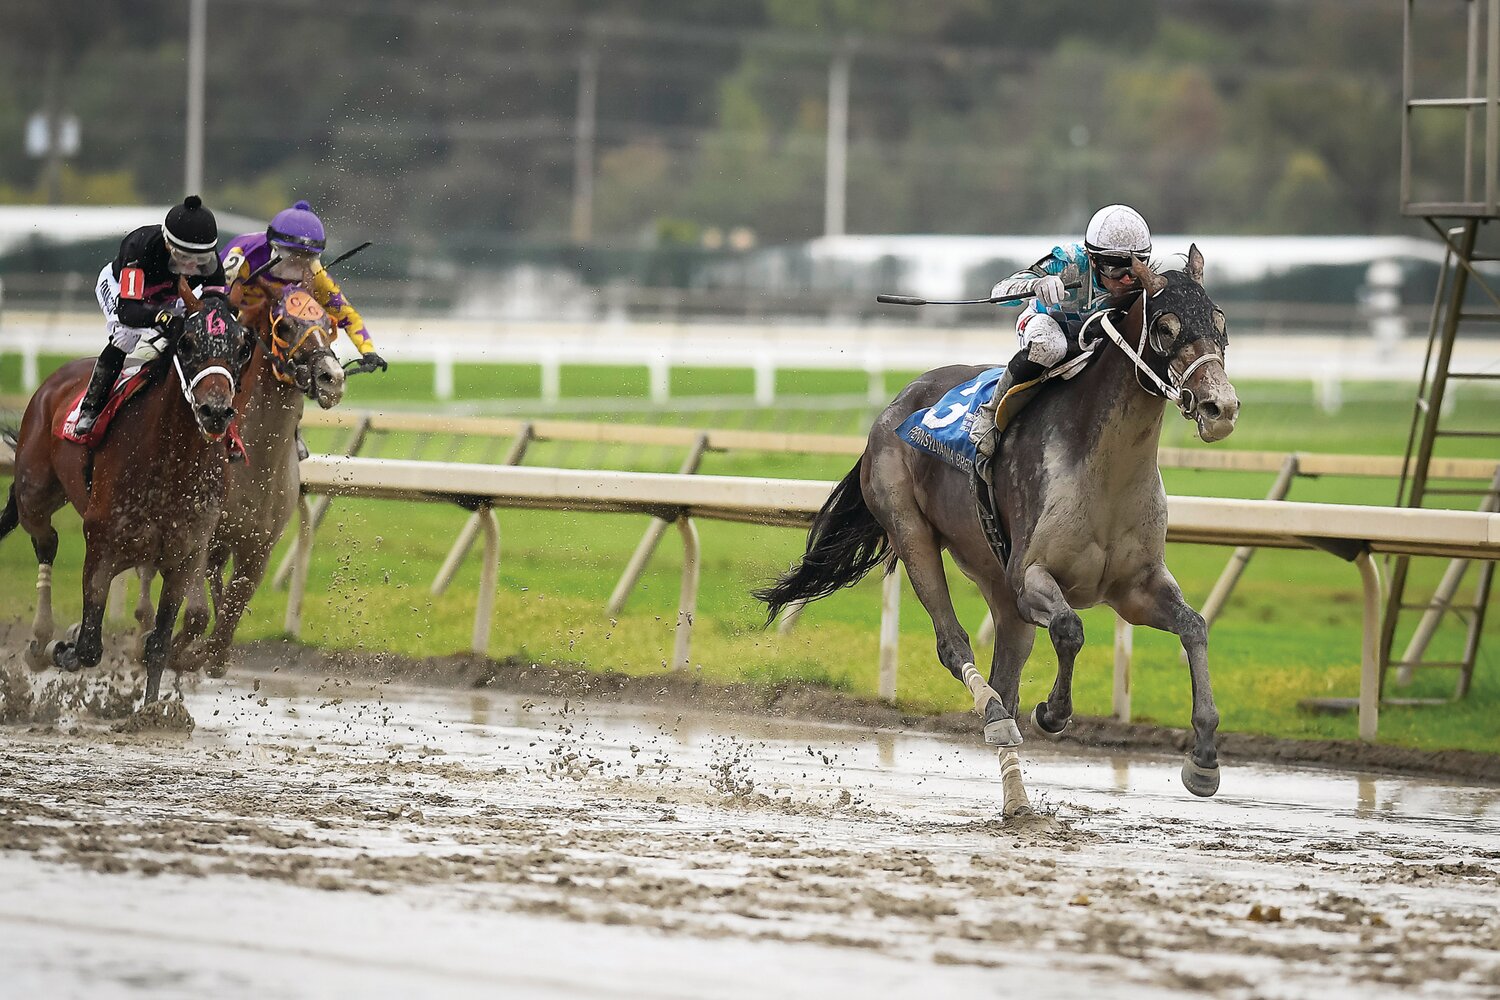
1, 427, 17, 450
0, 483, 18, 545
753, 458, 890, 625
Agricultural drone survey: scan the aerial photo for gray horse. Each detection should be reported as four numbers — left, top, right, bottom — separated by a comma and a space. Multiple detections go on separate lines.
757, 247, 1238, 801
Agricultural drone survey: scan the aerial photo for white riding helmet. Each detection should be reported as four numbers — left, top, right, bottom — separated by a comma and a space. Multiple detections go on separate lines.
1084, 204, 1152, 259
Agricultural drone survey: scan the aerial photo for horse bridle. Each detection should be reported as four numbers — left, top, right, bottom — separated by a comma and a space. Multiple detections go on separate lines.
1096, 289, 1226, 418
172, 302, 243, 406
266, 301, 337, 395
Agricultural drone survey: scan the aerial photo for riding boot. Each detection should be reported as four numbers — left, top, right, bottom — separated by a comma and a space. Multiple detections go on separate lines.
971, 353, 1047, 460
73, 344, 127, 438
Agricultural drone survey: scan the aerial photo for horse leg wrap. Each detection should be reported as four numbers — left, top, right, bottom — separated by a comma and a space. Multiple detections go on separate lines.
961, 663, 1022, 746
999, 749, 1032, 817
32, 564, 53, 639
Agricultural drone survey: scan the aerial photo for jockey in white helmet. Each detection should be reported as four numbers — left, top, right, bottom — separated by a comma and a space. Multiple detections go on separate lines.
971, 204, 1152, 459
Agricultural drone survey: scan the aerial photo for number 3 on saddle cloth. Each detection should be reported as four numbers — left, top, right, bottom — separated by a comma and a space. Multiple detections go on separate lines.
55, 363, 249, 462
897, 321, 1101, 563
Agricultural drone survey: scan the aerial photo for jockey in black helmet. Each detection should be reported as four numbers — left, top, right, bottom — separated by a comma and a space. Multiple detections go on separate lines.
75, 195, 228, 437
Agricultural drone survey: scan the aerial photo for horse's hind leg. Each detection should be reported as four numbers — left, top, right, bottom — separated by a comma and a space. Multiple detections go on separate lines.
1114, 568, 1220, 797
892, 524, 1019, 746
1016, 565, 1085, 738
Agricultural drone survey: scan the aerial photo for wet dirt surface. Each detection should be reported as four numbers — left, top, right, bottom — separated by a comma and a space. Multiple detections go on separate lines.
2, 657, 1499, 999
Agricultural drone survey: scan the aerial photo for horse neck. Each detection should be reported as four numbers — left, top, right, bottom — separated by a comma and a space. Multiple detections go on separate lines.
1054, 313, 1167, 478
238, 336, 305, 458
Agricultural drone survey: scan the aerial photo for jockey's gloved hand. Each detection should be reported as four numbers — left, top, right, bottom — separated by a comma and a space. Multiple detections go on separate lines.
153, 311, 185, 338
1033, 275, 1066, 308
357, 352, 388, 373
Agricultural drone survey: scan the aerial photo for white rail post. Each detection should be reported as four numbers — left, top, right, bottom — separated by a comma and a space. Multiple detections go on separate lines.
649, 358, 670, 404
672, 515, 701, 671
107, 572, 129, 623
776, 598, 807, 634
432, 424, 533, 595
1357, 550, 1383, 742
879, 565, 901, 701
606, 433, 709, 615
284, 495, 314, 637
1113, 616, 1133, 723
753, 356, 775, 406
434, 345, 455, 401
22, 338, 38, 394
541, 352, 561, 405
273, 416, 372, 589
471, 504, 500, 655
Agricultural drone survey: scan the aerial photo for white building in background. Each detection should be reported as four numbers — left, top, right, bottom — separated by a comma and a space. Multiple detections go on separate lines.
791, 233, 1449, 300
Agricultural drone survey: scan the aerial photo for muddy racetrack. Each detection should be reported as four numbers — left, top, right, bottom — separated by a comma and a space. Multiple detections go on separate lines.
2, 637, 1499, 999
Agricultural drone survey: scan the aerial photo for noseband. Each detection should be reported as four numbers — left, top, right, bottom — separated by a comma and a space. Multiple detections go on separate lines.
266, 288, 336, 394
1097, 288, 1225, 419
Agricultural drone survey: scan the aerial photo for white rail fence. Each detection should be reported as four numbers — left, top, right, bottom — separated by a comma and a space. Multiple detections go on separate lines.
4, 312, 1494, 410
3, 427, 1496, 741
282, 455, 1500, 742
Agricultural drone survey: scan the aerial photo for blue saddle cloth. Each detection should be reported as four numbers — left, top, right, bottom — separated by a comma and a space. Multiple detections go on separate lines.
895, 366, 1006, 476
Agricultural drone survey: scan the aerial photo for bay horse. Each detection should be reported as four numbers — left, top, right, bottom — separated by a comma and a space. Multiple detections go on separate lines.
0, 281, 252, 703
756, 247, 1239, 804
157, 283, 347, 675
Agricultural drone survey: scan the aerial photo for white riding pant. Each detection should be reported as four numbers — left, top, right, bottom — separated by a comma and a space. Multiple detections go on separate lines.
1016, 311, 1067, 368
94, 263, 179, 362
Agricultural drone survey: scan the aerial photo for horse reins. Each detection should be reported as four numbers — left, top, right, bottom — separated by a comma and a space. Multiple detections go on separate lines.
1097, 293, 1225, 417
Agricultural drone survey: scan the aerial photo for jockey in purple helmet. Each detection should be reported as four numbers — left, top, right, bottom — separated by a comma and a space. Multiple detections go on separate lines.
222, 200, 386, 374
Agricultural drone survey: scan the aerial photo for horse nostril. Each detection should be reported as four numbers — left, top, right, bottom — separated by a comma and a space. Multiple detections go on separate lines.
1200, 401, 1222, 421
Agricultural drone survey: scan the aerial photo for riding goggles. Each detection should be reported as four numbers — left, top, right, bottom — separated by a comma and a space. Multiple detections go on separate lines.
270, 247, 320, 281
168, 244, 220, 277
1092, 251, 1149, 278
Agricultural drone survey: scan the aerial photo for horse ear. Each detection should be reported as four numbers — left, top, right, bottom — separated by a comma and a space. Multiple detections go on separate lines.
1130, 257, 1168, 295
1186, 243, 1205, 285
179, 276, 203, 313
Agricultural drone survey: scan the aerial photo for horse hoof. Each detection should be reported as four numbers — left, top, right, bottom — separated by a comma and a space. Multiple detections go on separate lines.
24, 640, 52, 673
205, 660, 229, 679
1181, 758, 1221, 798
984, 717, 1023, 748
1030, 703, 1070, 740
64, 622, 81, 643
50, 641, 81, 673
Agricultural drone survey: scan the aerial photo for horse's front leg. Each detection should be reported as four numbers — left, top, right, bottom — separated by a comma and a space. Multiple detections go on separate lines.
202, 545, 270, 678
1114, 566, 1220, 797
134, 567, 155, 661
144, 566, 194, 703
1015, 564, 1084, 739
53, 543, 112, 673
24, 527, 60, 672
893, 525, 1020, 746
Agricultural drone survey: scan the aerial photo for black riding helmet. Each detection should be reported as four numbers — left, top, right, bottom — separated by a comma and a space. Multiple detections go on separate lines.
163, 195, 220, 276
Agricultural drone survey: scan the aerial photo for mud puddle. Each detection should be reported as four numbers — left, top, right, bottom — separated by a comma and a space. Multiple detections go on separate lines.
1, 663, 1498, 999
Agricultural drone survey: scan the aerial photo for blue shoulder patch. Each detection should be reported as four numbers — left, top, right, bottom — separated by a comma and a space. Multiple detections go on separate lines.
896, 366, 1006, 475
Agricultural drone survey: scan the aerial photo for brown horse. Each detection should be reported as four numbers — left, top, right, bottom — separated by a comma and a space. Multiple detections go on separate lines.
0, 282, 252, 702
153, 283, 346, 674
757, 248, 1239, 805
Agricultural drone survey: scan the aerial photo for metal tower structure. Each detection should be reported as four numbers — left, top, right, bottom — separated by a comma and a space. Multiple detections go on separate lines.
1382, 0, 1500, 701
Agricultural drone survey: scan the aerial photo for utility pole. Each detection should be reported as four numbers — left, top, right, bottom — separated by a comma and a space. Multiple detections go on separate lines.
571, 47, 598, 244
823, 41, 852, 238
41, 48, 62, 204
185, 0, 207, 195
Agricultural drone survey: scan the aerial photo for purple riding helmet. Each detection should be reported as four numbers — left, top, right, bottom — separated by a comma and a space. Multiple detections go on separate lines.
268, 200, 326, 255
267, 200, 326, 280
